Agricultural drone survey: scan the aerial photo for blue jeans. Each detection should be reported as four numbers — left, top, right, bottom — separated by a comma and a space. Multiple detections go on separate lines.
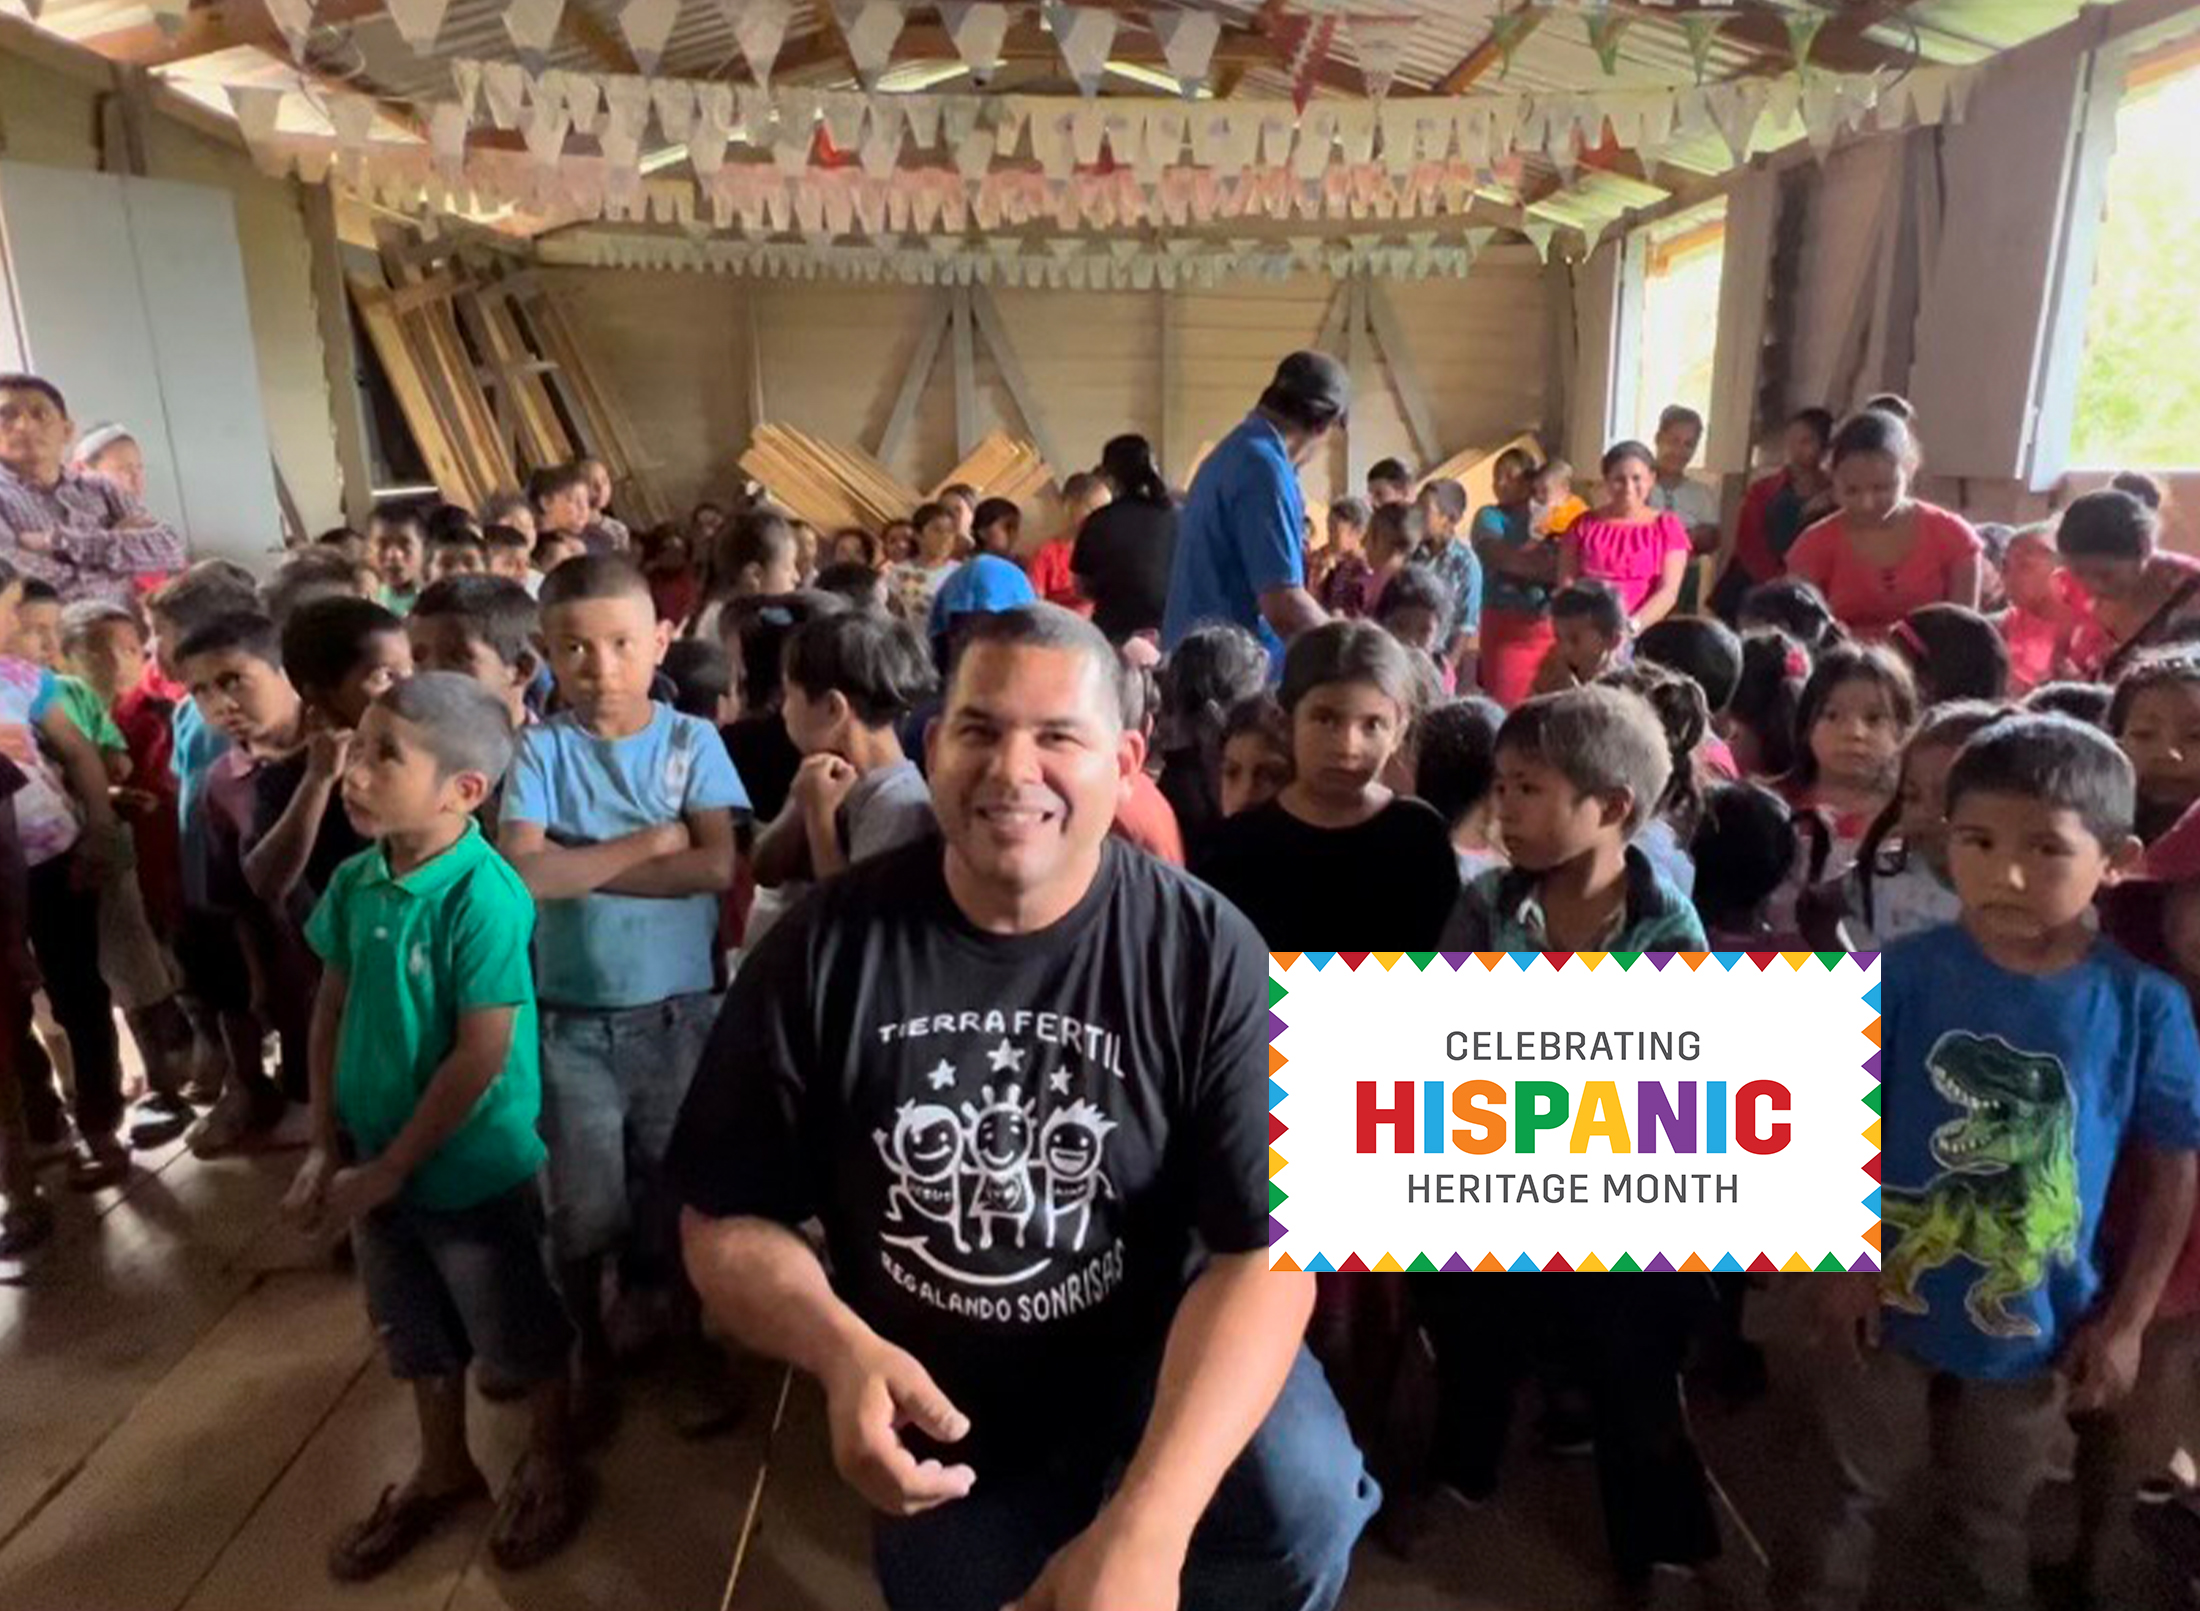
872, 1346, 1378, 1611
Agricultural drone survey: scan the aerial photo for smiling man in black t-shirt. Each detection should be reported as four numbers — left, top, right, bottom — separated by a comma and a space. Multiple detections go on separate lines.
671, 605, 1375, 1611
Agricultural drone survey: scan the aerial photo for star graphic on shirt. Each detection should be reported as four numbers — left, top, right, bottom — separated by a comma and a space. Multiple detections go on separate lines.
987, 1039, 1026, 1074
925, 1060, 956, 1092
1049, 1070, 1072, 1096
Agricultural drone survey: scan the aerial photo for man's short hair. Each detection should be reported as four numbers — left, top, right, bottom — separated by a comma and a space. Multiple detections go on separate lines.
972, 497, 1020, 535
1657, 404, 1705, 438
178, 609, 282, 669
785, 610, 938, 726
1499, 685, 1673, 836
1945, 712, 2135, 849
149, 560, 260, 637
411, 575, 540, 668
378, 671, 516, 785
1418, 479, 1468, 523
1635, 615, 1744, 713
1328, 495, 1372, 529
1061, 471, 1103, 505
948, 604, 1128, 730
1550, 580, 1627, 638
531, 462, 591, 507
481, 490, 532, 527
0, 374, 67, 415
61, 599, 144, 655
538, 552, 652, 611
1367, 458, 1413, 490
280, 595, 404, 694
370, 502, 428, 540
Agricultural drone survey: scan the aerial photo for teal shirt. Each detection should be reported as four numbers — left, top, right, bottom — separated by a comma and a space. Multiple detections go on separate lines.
305, 821, 546, 1210
53, 674, 125, 754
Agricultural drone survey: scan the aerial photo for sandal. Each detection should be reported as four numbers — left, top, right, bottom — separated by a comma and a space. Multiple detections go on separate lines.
327, 1475, 488, 1582
0, 1197, 55, 1258
488, 1456, 592, 1571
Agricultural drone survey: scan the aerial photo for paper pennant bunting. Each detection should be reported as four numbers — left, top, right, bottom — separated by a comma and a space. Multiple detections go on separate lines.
561, 70, 603, 134
725, 0, 788, 84
1677, 8, 1730, 82
502, 0, 564, 61
620, 0, 680, 76
1785, 5, 1828, 78
1045, 5, 1119, 97
481, 61, 529, 129
265, 0, 312, 58
1489, 5, 1538, 80
449, 58, 481, 121
820, 90, 865, 153
604, 73, 653, 139
427, 100, 469, 172
146, 0, 190, 39
939, 1, 1010, 81
652, 80, 696, 143
227, 85, 286, 149
1153, 7, 1222, 97
835, 0, 907, 87
1585, 11, 1629, 76
1519, 220, 1555, 261
523, 99, 571, 166
860, 98, 905, 178
1276, 11, 1339, 112
1346, 14, 1418, 100
386, 0, 449, 54
1703, 77, 1767, 167
328, 91, 376, 150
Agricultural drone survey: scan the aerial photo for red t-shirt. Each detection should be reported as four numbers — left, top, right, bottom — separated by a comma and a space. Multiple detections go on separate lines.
1025, 537, 1092, 617
1110, 769, 1185, 866
113, 678, 182, 933
1785, 502, 1982, 640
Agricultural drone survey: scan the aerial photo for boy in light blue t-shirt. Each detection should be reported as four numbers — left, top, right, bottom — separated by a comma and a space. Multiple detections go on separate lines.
1779, 715, 2200, 1611
499, 555, 746, 1410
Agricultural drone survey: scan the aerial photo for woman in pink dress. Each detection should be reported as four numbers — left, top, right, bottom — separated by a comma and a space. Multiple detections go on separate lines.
1784, 408, 1981, 640
1557, 441, 1692, 634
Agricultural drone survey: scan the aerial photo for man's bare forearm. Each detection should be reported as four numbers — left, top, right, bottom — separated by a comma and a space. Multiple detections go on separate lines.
680, 1210, 878, 1378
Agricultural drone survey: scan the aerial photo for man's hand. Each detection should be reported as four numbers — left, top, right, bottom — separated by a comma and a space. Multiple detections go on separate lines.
1006, 1507, 1187, 1611
322, 1158, 404, 1225
2062, 1314, 2146, 1413
820, 1335, 976, 1516
12, 529, 54, 553
644, 819, 692, 857
304, 710, 353, 783
283, 1146, 337, 1227
1810, 1271, 1883, 1363
792, 753, 858, 817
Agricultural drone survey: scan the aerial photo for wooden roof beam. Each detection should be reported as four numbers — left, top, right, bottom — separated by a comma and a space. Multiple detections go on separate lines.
73, 0, 387, 69
1431, 10, 1539, 97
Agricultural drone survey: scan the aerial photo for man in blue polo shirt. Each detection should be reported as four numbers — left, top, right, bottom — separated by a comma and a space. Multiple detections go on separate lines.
1162, 351, 1347, 668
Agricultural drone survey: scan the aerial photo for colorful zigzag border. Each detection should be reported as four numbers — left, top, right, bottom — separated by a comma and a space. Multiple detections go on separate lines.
1265, 955, 1884, 1274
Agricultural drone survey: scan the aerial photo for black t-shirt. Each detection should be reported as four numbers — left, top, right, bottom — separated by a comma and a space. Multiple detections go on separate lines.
1195, 795, 1461, 951
1072, 498, 1178, 643
668, 835, 1271, 1471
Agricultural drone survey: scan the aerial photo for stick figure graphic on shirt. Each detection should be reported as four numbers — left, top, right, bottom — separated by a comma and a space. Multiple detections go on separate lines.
875, 1101, 970, 1253
961, 1085, 1039, 1251
1038, 1098, 1117, 1251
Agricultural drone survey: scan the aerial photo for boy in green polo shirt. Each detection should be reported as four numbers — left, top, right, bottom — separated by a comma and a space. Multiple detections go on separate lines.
283, 672, 588, 1581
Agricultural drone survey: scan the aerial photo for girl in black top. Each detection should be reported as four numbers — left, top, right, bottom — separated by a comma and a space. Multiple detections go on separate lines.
1194, 620, 1459, 950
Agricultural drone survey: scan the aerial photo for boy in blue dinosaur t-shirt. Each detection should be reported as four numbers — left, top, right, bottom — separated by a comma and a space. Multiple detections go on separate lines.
1778, 714, 2200, 1611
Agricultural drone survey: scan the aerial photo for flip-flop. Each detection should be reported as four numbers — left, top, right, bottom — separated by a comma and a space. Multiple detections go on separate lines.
487, 1458, 593, 1571
327, 1476, 488, 1582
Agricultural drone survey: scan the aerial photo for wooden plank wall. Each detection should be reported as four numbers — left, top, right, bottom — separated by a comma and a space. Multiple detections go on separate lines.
542, 248, 1558, 517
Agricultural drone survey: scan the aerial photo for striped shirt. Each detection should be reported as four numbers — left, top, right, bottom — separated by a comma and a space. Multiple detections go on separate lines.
0, 464, 185, 604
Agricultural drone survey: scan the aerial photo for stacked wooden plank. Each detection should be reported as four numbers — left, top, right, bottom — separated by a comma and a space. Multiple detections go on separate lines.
934, 430, 1053, 507
350, 275, 513, 509
739, 422, 923, 533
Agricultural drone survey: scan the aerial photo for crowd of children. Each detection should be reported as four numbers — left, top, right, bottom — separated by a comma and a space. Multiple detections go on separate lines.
3, 398, 2200, 1611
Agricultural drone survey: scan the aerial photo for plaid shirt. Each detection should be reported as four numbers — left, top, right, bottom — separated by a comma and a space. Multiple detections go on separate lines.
0, 464, 185, 605
1421, 535, 1484, 645
1441, 845, 1707, 952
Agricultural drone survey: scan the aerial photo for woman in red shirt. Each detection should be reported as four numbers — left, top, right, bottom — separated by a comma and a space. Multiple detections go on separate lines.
1784, 408, 1981, 640
1712, 406, 1835, 620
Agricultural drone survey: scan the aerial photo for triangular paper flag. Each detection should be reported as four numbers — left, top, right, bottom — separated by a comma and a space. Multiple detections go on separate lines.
146, 0, 190, 40
265, 0, 313, 58
328, 91, 376, 150
387, 0, 450, 53
1489, 5, 1538, 80
724, 0, 788, 83
1585, 11, 1629, 75
939, 1, 1010, 81
1045, 5, 1118, 97
481, 60, 528, 129
1519, 220, 1555, 261
502, 0, 564, 61
652, 80, 696, 143
1786, 5, 1827, 78
835, 0, 907, 88
1678, 8, 1729, 83
523, 99, 570, 166
1346, 14, 1418, 100
1703, 77, 1767, 167
621, 0, 679, 75
428, 100, 470, 173
561, 70, 602, 134
1153, 7, 1221, 97
227, 85, 286, 149
450, 58, 482, 121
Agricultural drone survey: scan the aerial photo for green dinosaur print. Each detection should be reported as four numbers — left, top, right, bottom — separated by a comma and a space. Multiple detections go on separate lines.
1880, 1031, 2082, 1339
